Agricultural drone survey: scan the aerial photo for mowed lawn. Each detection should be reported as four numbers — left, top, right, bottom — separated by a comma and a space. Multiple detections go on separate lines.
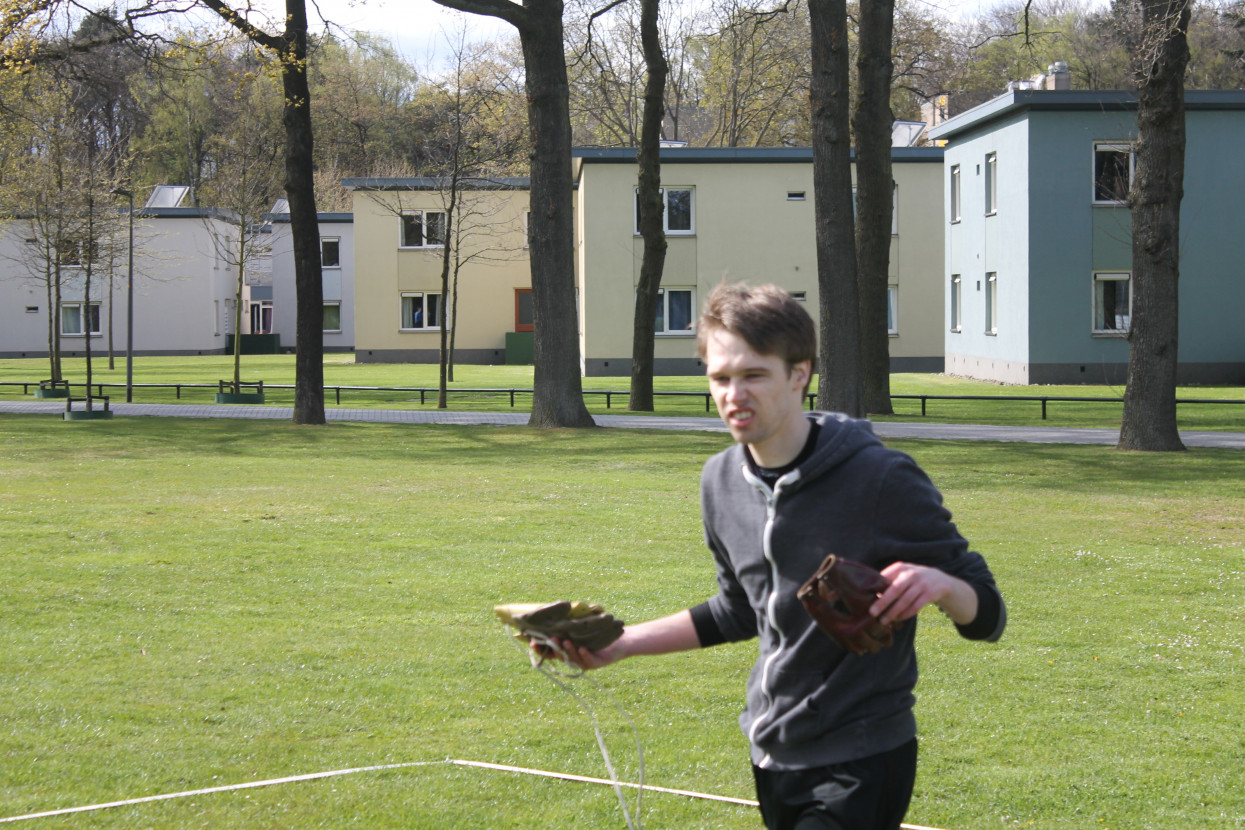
1, 414, 1242, 828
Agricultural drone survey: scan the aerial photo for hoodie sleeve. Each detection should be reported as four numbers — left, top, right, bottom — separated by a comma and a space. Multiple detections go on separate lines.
697, 453, 761, 644
871, 452, 1006, 642
700, 523, 760, 643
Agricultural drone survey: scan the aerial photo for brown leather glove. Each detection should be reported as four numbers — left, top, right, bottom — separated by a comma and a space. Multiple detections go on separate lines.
797, 554, 895, 656
494, 601, 624, 652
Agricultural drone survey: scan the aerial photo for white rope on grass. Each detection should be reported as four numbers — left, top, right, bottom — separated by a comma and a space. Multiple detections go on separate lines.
507, 624, 645, 830
0, 757, 947, 830
0, 761, 447, 824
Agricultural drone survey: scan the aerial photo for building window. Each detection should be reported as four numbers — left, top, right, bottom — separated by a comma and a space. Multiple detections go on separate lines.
892, 183, 899, 236
635, 188, 694, 235
401, 292, 443, 330
1093, 272, 1131, 334
950, 165, 961, 223
787, 191, 806, 201
887, 286, 899, 335
60, 302, 100, 336
985, 272, 998, 334
249, 300, 273, 334
984, 153, 997, 215
950, 274, 962, 332
323, 302, 342, 333
655, 287, 695, 334
400, 211, 446, 248
321, 237, 341, 267
1094, 142, 1134, 204
515, 288, 533, 332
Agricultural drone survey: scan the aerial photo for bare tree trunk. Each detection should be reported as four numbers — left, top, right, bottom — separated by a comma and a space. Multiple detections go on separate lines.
280, 1, 326, 425
439, 182, 458, 409
522, 0, 595, 428
84, 198, 95, 412
1119, 0, 1191, 452
433, 0, 593, 428
629, 0, 669, 413
854, 0, 895, 416
809, 0, 862, 417
233, 237, 245, 393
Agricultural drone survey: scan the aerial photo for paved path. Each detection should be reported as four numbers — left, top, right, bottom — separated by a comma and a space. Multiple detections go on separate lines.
2, 399, 1243, 448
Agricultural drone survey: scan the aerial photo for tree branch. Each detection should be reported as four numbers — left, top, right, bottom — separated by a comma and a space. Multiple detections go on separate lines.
198, 0, 284, 51
431, 0, 526, 31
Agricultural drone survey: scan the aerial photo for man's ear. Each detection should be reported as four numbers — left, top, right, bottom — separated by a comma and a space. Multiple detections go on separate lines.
789, 360, 812, 388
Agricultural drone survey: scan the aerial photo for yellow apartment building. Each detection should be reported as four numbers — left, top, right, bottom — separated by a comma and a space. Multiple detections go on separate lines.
572, 146, 946, 376
343, 177, 532, 364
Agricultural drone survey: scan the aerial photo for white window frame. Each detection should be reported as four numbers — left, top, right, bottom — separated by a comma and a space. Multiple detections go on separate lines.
1092, 272, 1131, 335
654, 287, 696, 335
249, 300, 273, 334
1093, 142, 1135, 205
399, 210, 447, 249
321, 236, 341, 268
950, 274, 962, 332
887, 285, 899, 335
634, 187, 695, 236
323, 301, 342, 333
60, 301, 101, 336
984, 153, 998, 216
891, 183, 899, 236
400, 292, 444, 331
985, 272, 998, 334
950, 165, 961, 223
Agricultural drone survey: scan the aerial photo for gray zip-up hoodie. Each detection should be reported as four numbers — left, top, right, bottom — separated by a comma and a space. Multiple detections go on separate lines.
696, 412, 1005, 771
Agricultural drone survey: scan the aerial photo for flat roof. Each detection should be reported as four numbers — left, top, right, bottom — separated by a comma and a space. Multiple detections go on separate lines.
341, 177, 530, 191
928, 89, 1245, 142
573, 146, 944, 163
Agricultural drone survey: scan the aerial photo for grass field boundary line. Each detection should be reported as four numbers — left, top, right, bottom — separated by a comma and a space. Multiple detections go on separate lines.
0, 757, 947, 828
446, 760, 948, 830
0, 761, 446, 823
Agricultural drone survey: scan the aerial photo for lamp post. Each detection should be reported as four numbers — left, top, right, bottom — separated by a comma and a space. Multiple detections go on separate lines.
112, 187, 135, 402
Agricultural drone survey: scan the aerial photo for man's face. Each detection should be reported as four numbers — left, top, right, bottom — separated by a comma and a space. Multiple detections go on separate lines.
704, 329, 811, 454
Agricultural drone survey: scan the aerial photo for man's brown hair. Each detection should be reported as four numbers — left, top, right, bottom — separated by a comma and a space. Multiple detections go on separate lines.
697, 282, 817, 372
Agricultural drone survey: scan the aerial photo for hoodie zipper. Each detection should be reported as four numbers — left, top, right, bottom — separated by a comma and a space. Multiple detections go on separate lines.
742, 463, 800, 769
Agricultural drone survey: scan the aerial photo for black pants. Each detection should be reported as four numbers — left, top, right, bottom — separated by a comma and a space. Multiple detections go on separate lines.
751, 738, 918, 830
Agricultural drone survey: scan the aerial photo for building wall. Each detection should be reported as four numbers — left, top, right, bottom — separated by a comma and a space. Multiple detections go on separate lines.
937, 90, 1245, 385
575, 148, 946, 377
1024, 110, 1137, 383
0, 211, 239, 359
267, 216, 355, 353
943, 111, 1034, 384
350, 187, 531, 364
1176, 109, 1245, 378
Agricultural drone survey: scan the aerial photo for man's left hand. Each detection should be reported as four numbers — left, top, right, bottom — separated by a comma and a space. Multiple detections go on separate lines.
871, 563, 979, 627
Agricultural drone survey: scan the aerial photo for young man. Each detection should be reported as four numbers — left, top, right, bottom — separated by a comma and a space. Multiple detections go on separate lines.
567, 282, 1006, 830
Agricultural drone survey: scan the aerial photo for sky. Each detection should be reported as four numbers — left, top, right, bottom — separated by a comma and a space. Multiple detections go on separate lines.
295, 0, 514, 70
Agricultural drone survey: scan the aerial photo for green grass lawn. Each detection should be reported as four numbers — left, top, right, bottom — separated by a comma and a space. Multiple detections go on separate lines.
1, 414, 1242, 828
3, 354, 1244, 431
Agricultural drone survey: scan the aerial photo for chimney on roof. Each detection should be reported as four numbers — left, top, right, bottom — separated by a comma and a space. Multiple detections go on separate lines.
1045, 61, 1071, 90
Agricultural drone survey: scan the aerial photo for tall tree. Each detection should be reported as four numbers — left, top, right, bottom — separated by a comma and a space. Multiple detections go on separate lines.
809, 0, 862, 416
1118, 0, 1193, 451
431, 0, 595, 428
689, 0, 811, 147
198, 55, 284, 396
854, 0, 895, 415
200, 0, 326, 425
629, 0, 669, 412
